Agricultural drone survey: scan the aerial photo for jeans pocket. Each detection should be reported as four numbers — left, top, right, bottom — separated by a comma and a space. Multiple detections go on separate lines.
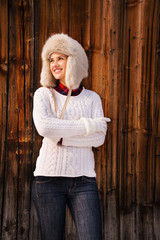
35, 176, 55, 184
33, 177, 57, 199
82, 176, 97, 183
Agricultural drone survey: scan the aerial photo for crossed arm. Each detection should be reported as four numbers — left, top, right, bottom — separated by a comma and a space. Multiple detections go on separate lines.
33, 88, 110, 148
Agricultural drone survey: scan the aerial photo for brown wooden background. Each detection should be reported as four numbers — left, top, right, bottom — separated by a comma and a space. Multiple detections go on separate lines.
0, 0, 160, 239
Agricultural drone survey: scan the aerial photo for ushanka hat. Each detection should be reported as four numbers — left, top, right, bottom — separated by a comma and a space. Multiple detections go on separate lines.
40, 33, 88, 90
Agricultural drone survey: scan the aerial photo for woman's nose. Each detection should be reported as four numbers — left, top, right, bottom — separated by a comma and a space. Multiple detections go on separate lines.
53, 61, 59, 67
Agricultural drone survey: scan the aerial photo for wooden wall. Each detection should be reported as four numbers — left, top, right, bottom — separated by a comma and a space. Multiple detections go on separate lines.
0, 0, 160, 239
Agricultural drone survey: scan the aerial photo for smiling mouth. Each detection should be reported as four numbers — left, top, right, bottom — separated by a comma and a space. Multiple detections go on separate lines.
54, 68, 62, 73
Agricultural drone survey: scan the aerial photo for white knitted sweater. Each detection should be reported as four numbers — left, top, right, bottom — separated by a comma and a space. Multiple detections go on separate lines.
33, 87, 105, 177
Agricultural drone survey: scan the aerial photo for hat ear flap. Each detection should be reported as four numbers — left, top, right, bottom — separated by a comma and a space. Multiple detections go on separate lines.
65, 56, 83, 89
40, 60, 56, 87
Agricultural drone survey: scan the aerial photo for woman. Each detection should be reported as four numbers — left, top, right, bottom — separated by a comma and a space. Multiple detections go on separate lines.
32, 33, 110, 240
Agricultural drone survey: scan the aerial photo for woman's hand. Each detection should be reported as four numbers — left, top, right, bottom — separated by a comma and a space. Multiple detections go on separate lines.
80, 117, 111, 136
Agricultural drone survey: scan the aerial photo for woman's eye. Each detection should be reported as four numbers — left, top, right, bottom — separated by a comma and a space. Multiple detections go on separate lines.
49, 56, 65, 63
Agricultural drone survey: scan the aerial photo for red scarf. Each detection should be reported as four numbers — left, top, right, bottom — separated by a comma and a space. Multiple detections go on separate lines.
54, 80, 83, 96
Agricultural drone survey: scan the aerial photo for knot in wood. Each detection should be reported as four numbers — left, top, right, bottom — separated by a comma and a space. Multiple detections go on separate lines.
21, 64, 29, 71
0, 63, 8, 72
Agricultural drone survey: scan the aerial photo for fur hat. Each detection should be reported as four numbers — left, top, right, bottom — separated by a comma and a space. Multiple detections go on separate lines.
40, 33, 88, 89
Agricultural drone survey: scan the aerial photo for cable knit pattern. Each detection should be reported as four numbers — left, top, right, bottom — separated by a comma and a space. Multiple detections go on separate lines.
33, 87, 106, 177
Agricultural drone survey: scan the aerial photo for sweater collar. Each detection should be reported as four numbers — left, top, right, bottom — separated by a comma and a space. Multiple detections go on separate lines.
54, 80, 83, 96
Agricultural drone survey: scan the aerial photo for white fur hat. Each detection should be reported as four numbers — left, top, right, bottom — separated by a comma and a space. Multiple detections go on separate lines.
40, 33, 88, 89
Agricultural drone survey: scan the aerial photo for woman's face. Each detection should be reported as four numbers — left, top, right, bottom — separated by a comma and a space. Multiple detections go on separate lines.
49, 52, 68, 86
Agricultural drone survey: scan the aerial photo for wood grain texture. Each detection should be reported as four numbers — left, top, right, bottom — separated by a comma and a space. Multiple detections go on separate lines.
0, 0, 160, 239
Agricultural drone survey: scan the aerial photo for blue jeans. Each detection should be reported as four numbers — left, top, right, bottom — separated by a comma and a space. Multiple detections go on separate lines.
32, 176, 102, 240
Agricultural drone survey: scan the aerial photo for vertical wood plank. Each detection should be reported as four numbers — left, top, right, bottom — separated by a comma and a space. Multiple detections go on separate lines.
119, 0, 144, 239
154, 0, 160, 204
102, 0, 125, 239
0, 0, 8, 237
140, 0, 158, 204
2, 0, 24, 239
16, 0, 35, 239
121, 0, 143, 207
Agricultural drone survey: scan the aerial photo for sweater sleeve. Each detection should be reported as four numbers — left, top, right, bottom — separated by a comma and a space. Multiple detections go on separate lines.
33, 88, 86, 140
62, 133, 105, 147
62, 92, 106, 147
